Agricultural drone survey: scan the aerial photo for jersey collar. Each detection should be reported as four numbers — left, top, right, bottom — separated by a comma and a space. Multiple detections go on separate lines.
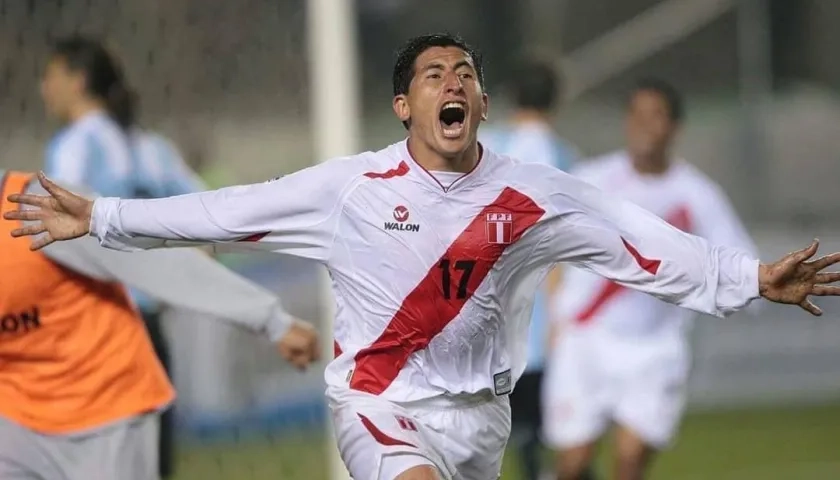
399, 138, 488, 193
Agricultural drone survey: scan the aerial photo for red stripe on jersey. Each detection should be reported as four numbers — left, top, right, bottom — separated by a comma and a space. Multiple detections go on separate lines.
349, 187, 545, 395
364, 161, 410, 179
576, 208, 691, 324
334, 340, 342, 358
357, 414, 416, 447
621, 238, 661, 275
238, 232, 269, 242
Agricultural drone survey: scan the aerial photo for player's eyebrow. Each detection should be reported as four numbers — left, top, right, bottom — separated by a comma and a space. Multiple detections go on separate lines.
421, 62, 446, 73
421, 60, 475, 73
452, 60, 475, 72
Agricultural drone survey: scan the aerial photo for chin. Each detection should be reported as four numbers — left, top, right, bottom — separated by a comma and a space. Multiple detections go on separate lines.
434, 136, 471, 157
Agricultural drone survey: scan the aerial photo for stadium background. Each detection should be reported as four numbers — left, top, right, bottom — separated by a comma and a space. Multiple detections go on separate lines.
2, 0, 840, 478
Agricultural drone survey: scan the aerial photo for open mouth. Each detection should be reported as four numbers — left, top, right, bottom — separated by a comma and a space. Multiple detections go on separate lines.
439, 102, 466, 139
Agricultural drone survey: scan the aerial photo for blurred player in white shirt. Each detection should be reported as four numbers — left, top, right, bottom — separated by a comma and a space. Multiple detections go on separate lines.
10, 36, 840, 480
542, 78, 758, 480
480, 60, 592, 480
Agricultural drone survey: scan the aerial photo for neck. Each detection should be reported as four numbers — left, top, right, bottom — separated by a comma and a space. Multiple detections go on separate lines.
67, 99, 104, 123
510, 109, 551, 126
631, 152, 671, 175
407, 135, 481, 173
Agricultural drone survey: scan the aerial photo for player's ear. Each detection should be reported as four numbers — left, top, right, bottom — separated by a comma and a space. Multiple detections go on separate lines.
393, 94, 411, 124
480, 92, 489, 121
70, 70, 87, 97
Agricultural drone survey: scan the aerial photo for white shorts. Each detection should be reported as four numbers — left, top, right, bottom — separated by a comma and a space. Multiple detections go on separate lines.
330, 388, 511, 480
541, 327, 690, 450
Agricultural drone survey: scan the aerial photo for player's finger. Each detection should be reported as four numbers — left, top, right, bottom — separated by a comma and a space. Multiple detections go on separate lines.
790, 239, 819, 263
37, 171, 66, 198
29, 233, 55, 251
6, 193, 52, 208
811, 285, 840, 296
799, 299, 822, 316
806, 252, 840, 271
815, 272, 840, 284
10, 223, 47, 238
3, 208, 45, 222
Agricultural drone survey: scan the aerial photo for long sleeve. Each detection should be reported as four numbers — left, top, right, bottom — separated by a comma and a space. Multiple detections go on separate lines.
41, 240, 294, 341
89, 156, 363, 262
694, 181, 764, 315
526, 168, 760, 318
26, 183, 295, 341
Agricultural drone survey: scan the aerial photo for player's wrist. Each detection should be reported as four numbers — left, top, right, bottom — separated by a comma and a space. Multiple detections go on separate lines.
757, 263, 771, 298
265, 303, 294, 342
87, 198, 102, 238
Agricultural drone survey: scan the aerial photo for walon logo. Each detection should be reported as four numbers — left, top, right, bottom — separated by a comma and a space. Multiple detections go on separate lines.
384, 205, 420, 232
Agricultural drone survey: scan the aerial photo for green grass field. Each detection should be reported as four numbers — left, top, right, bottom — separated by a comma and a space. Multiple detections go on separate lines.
172, 402, 840, 480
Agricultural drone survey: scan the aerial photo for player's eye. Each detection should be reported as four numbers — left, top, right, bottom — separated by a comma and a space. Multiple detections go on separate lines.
427, 73, 441, 79
459, 72, 473, 79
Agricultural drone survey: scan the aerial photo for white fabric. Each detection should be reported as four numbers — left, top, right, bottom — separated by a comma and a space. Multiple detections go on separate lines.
330, 389, 509, 479
88, 140, 760, 408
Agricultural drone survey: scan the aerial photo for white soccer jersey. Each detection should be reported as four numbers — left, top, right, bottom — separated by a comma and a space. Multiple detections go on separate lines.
556, 151, 758, 336
89, 140, 760, 403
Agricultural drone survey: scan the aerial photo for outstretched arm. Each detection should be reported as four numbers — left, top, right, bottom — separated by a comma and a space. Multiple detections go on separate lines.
6, 158, 361, 262
528, 168, 840, 317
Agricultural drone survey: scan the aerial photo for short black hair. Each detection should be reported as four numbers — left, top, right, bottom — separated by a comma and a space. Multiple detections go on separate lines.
392, 33, 484, 129
52, 35, 137, 129
510, 60, 562, 112
629, 77, 684, 123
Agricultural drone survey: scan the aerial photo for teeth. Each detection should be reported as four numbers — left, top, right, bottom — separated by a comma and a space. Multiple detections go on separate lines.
442, 102, 464, 111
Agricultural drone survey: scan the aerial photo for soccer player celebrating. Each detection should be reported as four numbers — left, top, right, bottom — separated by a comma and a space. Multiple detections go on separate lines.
0, 171, 318, 480
8, 34, 840, 480
541, 78, 759, 480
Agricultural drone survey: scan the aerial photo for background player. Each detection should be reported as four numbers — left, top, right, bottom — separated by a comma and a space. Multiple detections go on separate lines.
542, 78, 759, 480
39, 35, 206, 478
0, 170, 318, 480
480, 59, 591, 480
9, 34, 840, 480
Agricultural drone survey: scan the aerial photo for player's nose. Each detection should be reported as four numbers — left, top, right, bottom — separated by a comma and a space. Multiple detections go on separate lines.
443, 72, 464, 93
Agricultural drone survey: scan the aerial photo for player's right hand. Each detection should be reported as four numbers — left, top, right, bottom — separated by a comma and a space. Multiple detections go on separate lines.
4, 172, 93, 250
277, 320, 321, 370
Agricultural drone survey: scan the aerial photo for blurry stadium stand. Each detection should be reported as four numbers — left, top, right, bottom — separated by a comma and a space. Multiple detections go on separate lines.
2, 0, 840, 478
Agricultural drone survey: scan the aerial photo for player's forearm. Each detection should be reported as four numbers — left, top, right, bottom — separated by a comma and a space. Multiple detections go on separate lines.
134, 251, 293, 340
40, 225, 292, 339
551, 184, 761, 317
661, 242, 760, 317
100, 246, 292, 340
89, 189, 260, 251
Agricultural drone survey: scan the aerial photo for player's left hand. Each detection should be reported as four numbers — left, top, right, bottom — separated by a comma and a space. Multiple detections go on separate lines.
759, 239, 840, 315
277, 320, 321, 370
